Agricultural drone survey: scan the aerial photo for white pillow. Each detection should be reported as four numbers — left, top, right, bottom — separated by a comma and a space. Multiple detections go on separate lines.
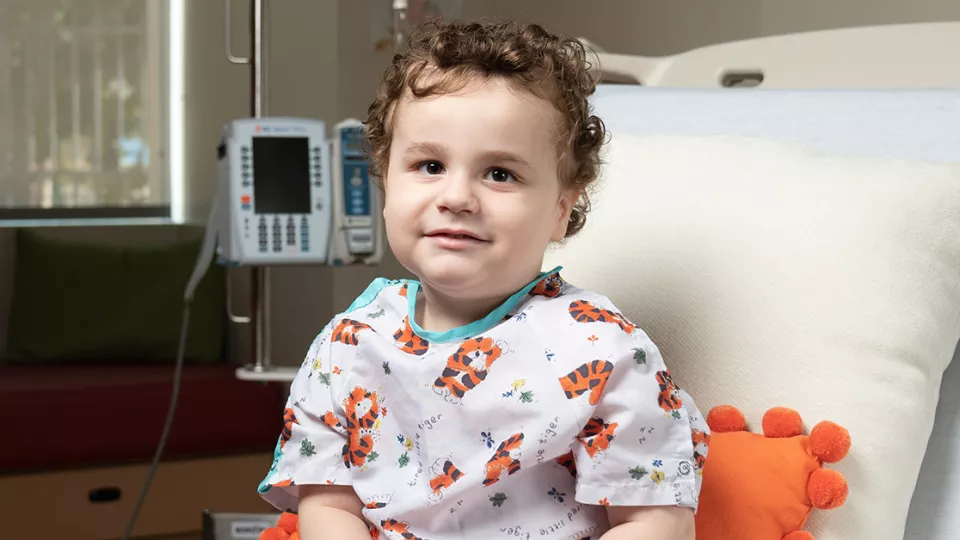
546, 121, 960, 538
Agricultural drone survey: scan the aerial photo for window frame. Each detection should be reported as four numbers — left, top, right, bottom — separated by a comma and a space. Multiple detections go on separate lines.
0, 0, 184, 227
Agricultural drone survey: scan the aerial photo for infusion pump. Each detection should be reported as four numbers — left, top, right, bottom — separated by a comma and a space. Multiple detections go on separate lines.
215, 117, 383, 267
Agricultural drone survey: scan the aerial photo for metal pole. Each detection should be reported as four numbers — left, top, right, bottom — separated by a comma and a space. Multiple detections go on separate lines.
250, 0, 271, 372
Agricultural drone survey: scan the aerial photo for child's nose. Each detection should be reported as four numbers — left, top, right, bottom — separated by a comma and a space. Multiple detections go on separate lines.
435, 172, 479, 214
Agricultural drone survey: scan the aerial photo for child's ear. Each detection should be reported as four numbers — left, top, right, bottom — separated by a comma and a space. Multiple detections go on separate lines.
551, 190, 577, 242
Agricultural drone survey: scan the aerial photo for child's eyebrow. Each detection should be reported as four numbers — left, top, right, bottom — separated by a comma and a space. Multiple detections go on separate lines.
404, 141, 447, 156
479, 150, 533, 170
403, 142, 533, 169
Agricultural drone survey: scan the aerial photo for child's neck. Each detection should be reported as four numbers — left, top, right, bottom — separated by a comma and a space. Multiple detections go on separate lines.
415, 284, 512, 334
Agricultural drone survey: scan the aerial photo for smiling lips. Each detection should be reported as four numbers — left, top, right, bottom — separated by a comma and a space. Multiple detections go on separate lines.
425, 228, 488, 249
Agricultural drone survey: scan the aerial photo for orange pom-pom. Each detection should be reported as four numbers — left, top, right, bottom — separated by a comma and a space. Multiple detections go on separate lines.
809, 421, 851, 463
276, 512, 299, 533
808, 468, 848, 509
259, 512, 298, 540
762, 407, 803, 438
707, 405, 746, 433
259, 528, 291, 540
783, 532, 814, 540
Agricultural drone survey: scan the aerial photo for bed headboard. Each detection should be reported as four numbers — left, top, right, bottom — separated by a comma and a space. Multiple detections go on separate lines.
580, 22, 960, 88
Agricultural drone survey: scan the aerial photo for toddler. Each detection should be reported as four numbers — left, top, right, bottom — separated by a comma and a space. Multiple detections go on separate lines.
259, 19, 709, 540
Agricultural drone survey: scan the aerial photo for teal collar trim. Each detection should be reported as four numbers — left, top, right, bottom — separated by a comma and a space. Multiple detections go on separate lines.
406, 266, 563, 344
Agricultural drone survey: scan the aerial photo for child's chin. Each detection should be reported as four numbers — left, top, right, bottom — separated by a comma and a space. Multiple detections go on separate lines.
419, 264, 488, 293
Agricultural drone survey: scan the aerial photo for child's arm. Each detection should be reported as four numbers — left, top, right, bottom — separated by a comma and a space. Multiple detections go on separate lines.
299, 485, 371, 540
563, 297, 709, 539
600, 506, 695, 540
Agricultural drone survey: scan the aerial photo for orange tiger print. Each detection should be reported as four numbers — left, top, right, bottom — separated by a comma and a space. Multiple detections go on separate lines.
271, 478, 294, 488
568, 300, 637, 334
320, 386, 381, 468
655, 370, 684, 412
369, 523, 380, 540
556, 451, 577, 477
381, 519, 424, 540
482, 433, 524, 486
530, 273, 563, 298
332, 318, 374, 346
279, 407, 298, 449
393, 316, 429, 356
691, 428, 710, 470
578, 416, 619, 458
398, 283, 408, 297
429, 460, 466, 493
365, 501, 387, 510
433, 336, 503, 402
558, 360, 613, 406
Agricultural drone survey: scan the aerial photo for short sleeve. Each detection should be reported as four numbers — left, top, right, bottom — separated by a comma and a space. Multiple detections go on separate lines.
258, 322, 352, 512
572, 330, 710, 510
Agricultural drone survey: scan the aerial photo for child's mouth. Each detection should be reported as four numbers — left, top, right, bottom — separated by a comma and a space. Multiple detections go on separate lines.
426, 230, 488, 247
426, 229, 487, 242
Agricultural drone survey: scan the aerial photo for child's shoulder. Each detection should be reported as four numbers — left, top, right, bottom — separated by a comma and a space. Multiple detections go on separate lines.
314, 277, 412, 341
522, 272, 655, 356
342, 277, 413, 315
525, 272, 636, 325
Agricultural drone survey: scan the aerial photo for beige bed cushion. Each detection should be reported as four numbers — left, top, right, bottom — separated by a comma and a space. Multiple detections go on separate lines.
545, 132, 960, 539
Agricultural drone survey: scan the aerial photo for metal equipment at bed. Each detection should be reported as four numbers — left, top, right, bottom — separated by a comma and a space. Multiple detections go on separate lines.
581, 21, 960, 88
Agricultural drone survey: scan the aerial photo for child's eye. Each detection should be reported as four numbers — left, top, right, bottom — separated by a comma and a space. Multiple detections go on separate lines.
485, 168, 517, 183
417, 161, 445, 175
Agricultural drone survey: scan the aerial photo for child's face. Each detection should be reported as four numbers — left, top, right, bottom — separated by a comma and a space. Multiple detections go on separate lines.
383, 77, 574, 302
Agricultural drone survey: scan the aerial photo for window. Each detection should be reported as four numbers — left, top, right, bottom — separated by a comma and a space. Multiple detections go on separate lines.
0, 0, 181, 225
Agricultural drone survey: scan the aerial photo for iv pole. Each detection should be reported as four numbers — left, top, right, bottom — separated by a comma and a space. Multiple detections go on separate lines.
225, 0, 271, 374
222, 0, 410, 377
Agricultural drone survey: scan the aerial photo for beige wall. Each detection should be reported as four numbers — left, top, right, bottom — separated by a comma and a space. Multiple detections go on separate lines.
2, 0, 958, 365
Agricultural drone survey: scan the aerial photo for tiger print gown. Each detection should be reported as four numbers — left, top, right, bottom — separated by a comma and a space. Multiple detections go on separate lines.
259, 267, 709, 540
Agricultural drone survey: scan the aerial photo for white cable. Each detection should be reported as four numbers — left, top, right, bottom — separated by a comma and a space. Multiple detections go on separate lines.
123, 197, 221, 539
186, 195, 222, 303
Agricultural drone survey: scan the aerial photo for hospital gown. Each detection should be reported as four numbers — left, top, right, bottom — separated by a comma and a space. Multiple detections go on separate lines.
259, 267, 709, 540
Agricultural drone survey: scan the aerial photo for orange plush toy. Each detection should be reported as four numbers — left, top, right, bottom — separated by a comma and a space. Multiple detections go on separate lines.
695, 405, 852, 540
259, 405, 851, 540
260, 511, 299, 540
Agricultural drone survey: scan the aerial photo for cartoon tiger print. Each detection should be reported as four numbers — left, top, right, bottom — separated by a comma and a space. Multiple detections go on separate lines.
320, 386, 381, 468
568, 300, 637, 334
393, 316, 429, 356
332, 318, 374, 346
655, 370, 684, 412
556, 451, 577, 477
380, 519, 425, 540
482, 433, 524, 486
398, 283, 408, 297
279, 407, 298, 449
691, 428, 710, 470
270, 478, 294, 488
429, 459, 466, 493
578, 416, 619, 459
558, 360, 613, 406
433, 336, 504, 403
530, 273, 563, 298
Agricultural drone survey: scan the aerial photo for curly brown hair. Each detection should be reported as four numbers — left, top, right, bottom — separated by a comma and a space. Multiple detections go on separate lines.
364, 19, 606, 238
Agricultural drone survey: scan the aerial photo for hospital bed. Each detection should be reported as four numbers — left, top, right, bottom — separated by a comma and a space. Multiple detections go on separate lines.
546, 20, 959, 540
